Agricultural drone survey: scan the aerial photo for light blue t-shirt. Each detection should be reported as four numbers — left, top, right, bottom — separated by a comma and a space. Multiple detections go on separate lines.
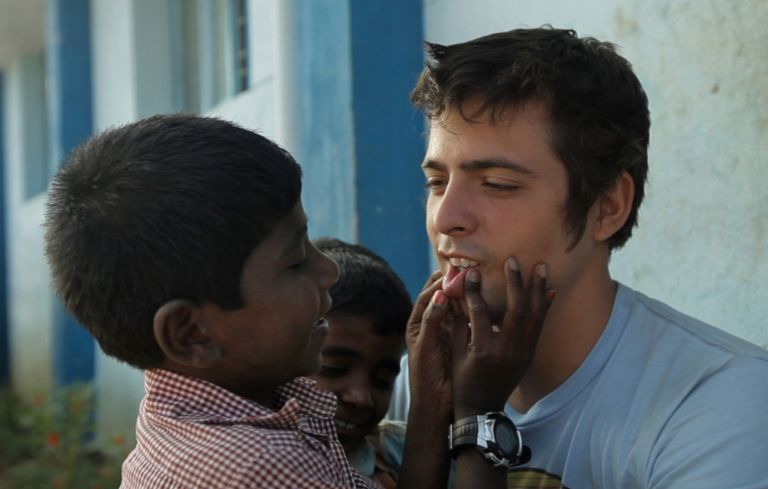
505, 283, 768, 488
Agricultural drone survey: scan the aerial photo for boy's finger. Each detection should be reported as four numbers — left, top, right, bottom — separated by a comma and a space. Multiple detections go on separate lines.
522, 264, 551, 347
463, 267, 493, 346
407, 272, 444, 338
449, 309, 469, 365
419, 290, 450, 350
500, 257, 526, 342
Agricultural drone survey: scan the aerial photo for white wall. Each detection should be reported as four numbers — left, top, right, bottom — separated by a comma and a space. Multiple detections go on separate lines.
90, 0, 165, 440
423, 0, 768, 348
3, 57, 54, 396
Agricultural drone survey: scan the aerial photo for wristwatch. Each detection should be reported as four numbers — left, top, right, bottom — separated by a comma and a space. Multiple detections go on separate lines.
449, 411, 529, 470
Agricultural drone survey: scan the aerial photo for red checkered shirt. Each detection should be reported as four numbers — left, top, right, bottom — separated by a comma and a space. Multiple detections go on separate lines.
120, 369, 380, 488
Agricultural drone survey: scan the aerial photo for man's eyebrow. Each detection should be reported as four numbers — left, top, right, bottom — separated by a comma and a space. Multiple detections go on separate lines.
280, 223, 308, 258
321, 346, 361, 358
422, 158, 538, 177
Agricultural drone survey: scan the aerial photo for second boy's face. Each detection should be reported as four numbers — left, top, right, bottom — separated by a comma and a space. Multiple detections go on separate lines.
310, 313, 404, 454
205, 202, 340, 404
423, 101, 600, 323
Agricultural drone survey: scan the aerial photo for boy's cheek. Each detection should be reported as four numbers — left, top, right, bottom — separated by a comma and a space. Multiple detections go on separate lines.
307, 374, 332, 392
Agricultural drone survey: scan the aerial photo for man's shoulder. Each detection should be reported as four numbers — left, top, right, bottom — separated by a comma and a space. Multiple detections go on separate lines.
620, 283, 768, 363
608, 284, 768, 414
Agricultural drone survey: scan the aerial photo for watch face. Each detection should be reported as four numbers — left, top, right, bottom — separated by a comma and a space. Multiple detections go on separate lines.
493, 419, 519, 455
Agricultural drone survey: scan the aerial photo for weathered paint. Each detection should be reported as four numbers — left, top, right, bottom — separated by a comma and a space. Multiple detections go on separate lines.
349, 0, 429, 296
292, 0, 357, 243
293, 0, 429, 296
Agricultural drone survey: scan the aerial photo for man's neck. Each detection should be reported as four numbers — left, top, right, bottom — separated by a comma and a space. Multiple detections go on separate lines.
508, 264, 618, 413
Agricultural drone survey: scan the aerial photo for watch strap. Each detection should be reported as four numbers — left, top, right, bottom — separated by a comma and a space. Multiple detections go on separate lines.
449, 415, 480, 449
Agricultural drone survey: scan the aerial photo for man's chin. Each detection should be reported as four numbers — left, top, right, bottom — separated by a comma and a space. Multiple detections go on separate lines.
455, 296, 506, 325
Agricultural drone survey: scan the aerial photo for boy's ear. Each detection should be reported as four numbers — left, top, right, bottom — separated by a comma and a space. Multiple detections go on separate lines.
592, 170, 635, 243
153, 300, 222, 369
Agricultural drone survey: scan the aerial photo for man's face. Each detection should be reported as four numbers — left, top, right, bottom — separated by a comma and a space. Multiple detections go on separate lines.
423, 101, 597, 323
309, 313, 404, 455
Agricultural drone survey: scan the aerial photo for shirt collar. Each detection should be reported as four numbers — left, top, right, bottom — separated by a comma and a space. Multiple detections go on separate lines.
143, 369, 337, 431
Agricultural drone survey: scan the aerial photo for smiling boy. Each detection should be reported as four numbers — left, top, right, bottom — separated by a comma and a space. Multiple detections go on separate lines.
309, 238, 411, 488
410, 27, 768, 488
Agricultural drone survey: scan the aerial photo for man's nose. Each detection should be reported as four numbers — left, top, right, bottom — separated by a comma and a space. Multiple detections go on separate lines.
430, 182, 477, 237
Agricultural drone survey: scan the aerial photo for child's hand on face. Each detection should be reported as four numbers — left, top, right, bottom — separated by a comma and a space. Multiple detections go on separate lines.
406, 271, 454, 416
406, 258, 553, 419
450, 257, 553, 417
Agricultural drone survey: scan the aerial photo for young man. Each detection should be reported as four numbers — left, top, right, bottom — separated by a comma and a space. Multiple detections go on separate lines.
309, 238, 412, 488
410, 27, 768, 488
44, 114, 552, 488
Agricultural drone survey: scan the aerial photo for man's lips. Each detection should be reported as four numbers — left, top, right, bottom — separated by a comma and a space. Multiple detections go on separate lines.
442, 256, 480, 298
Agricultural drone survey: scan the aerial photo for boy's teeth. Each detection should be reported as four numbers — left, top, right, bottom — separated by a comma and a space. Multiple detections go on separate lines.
335, 419, 357, 430
449, 257, 478, 268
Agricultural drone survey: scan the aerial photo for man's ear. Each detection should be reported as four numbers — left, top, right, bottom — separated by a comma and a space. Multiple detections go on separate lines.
593, 171, 635, 243
153, 300, 222, 369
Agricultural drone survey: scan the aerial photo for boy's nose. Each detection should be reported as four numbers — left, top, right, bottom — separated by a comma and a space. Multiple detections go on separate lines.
430, 184, 477, 237
341, 384, 374, 408
318, 250, 341, 288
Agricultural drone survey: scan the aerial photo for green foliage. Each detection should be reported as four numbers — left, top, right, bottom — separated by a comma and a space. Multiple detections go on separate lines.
0, 384, 129, 488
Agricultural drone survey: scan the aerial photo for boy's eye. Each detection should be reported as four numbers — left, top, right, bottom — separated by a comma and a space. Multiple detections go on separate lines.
289, 257, 307, 269
319, 365, 348, 377
372, 370, 399, 390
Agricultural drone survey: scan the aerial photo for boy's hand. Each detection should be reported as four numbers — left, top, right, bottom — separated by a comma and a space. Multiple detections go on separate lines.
401, 271, 453, 489
406, 271, 453, 413
451, 258, 552, 417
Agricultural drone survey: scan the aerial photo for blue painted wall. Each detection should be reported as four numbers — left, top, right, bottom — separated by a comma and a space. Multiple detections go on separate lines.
293, 0, 357, 243
294, 0, 429, 296
0, 72, 8, 385
349, 0, 429, 296
47, 0, 95, 385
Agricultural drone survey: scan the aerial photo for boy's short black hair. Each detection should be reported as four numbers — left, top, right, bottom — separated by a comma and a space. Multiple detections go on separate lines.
411, 26, 650, 250
313, 238, 412, 337
44, 114, 302, 369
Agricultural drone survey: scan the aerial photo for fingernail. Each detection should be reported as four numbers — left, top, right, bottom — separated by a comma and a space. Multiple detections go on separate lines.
546, 289, 556, 302
537, 263, 548, 279
433, 290, 448, 306
506, 257, 519, 271
466, 268, 480, 283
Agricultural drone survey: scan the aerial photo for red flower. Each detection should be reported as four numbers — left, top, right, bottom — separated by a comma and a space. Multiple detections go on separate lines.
47, 432, 60, 448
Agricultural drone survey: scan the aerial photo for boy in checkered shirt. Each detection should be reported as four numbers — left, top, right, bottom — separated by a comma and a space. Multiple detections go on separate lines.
45, 114, 551, 488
